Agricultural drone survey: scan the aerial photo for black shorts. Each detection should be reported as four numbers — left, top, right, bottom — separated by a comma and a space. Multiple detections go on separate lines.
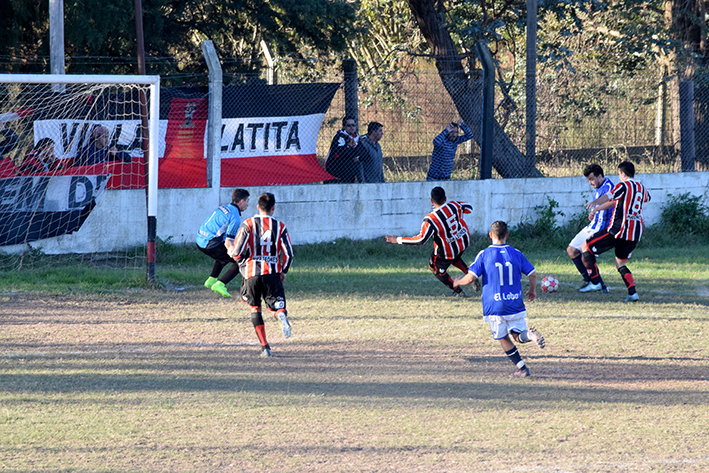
197, 238, 233, 265
240, 273, 286, 312
429, 253, 465, 275
586, 230, 637, 260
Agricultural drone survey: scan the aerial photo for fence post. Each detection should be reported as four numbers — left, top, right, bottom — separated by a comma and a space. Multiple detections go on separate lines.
260, 40, 277, 85
201, 40, 223, 190
679, 80, 695, 172
476, 41, 494, 180
655, 77, 666, 148
343, 59, 359, 125
525, 0, 537, 166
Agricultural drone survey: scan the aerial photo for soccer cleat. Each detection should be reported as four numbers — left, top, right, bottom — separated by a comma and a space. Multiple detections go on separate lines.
278, 312, 292, 339
624, 293, 639, 303
211, 280, 232, 298
528, 326, 546, 349
472, 278, 481, 293
447, 290, 467, 298
514, 366, 531, 378
579, 282, 602, 293
204, 276, 218, 289
577, 280, 592, 290
260, 347, 272, 357
601, 284, 610, 293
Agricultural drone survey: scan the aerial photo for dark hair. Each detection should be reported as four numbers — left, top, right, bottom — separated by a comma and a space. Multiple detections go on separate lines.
618, 160, 635, 178
34, 137, 55, 152
490, 220, 509, 239
258, 192, 276, 212
232, 188, 250, 205
583, 163, 604, 178
367, 121, 383, 135
342, 116, 357, 127
430, 186, 446, 206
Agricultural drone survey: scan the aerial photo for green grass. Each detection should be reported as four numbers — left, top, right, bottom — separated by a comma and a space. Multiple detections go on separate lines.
1, 239, 708, 471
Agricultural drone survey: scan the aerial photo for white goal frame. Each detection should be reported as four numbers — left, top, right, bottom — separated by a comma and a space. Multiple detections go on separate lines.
0, 74, 161, 280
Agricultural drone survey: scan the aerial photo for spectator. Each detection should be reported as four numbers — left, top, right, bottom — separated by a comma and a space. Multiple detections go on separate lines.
0, 121, 19, 157
19, 138, 64, 175
76, 125, 131, 166
325, 116, 364, 183
427, 119, 474, 181
359, 121, 385, 183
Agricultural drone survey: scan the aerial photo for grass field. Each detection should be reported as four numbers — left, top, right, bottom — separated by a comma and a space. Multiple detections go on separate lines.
1, 239, 708, 472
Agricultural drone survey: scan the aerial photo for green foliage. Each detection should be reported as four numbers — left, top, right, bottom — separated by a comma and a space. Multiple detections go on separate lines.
510, 196, 567, 245
658, 192, 709, 236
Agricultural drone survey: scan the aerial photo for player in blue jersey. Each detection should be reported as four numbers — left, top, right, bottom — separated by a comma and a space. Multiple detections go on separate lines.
454, 221, 545, 378
196, 188, 250, 298
568, 164, 613, 293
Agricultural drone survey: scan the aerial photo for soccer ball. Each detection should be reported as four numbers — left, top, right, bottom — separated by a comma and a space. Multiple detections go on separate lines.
541, 275, 559, 293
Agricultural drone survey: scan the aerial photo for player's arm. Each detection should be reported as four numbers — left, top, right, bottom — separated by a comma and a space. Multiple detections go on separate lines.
279, 227, 294, 278
453, 272, 477, 288
386, 221, 434, 246
588, 200, 614, 220
526, 272, 537, 302
229, 224, 250, 259
585, 192, 610, 210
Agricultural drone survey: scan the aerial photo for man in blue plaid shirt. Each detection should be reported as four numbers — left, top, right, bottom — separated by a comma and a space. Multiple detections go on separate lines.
426, 119, 474, 181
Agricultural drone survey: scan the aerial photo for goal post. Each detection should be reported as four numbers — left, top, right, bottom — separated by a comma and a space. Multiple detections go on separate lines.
0, 74, 160, 282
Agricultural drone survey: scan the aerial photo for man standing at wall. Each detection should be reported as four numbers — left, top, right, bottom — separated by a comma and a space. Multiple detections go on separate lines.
568, 163, 613, 293
325, 116, 364, 183
385, 186, 475, 297
426, 119, 474, 181
582, 161, 651, 302
230, 192, 294, 357
359, 121, 385, 183
196, 188, 250, 298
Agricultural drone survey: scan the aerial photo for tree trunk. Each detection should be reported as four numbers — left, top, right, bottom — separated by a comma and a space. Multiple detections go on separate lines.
406, 0, 541, 178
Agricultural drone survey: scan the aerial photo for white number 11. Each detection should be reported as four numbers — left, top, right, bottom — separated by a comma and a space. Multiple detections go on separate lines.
495, 261, 513, 285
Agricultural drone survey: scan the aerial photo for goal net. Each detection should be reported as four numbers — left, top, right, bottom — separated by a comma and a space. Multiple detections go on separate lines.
0, 75, 159, 276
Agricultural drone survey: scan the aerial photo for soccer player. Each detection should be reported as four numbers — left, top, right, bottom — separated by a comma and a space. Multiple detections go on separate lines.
230, 192, 294, 357
453, 221, 545, 378
196, 188, 250, 298
569, 164, 613, 293
582, 161, 651, 302
386, 186, 474, 297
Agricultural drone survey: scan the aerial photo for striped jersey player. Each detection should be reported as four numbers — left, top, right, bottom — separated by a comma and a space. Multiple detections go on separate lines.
230, 192, 294, 357
582, 161, 651, 302
386, 186, 474, 297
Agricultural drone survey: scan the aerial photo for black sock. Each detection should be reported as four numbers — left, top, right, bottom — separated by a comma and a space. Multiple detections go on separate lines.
571, 255, 590, 281
505, 346, 524, 367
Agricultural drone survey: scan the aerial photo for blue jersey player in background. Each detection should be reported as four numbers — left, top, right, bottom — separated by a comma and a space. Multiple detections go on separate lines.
568, 163, 613, 293
454, 221, 545, 378
196, 188, 250, 298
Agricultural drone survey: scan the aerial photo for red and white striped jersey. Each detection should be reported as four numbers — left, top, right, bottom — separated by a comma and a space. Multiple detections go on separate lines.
399, 200, 473, 259
607, 179, 651, 241
233, 214, 294, 279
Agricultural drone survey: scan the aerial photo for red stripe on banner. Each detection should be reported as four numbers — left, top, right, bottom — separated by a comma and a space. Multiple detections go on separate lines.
221, 154, 333, 187
158, 157, 206, 188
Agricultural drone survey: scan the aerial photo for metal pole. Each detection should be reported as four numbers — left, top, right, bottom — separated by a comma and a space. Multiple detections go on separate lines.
49, 0, 66, 93
201, 40, 223, 191
679, 80, 696, 172
343, 59, 358, 125
525, 0, 537, 165
476, 41, 494, 180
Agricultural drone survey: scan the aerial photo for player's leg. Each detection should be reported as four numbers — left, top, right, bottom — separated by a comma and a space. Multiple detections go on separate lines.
263, 273, 291, 338
491, 318, 530, 377
429, 255, 464, 296
242, 277, 271, 356
452, 255, 479, 292
615, 241, 639, 302
568, 230, 592, 287
581, 232, 613, 292
203, 243, 235, 297
197, 243, 226, 289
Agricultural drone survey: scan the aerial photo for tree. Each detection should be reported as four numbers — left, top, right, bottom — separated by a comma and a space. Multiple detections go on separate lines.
405, 0, 541, 177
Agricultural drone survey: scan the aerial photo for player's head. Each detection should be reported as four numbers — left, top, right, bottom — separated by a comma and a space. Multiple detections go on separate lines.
618, 161, 635, 179
583, 163, 605, 188
490, 220, 509, 241
258, 192, 276, 213
430, 186, 446, 206
232, 188, 250, 210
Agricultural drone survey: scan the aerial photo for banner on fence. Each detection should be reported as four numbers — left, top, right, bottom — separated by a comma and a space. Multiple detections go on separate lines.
23, 83, 339, 189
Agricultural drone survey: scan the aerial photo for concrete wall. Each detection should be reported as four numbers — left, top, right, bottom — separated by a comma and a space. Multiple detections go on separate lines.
5, 171, 708, 254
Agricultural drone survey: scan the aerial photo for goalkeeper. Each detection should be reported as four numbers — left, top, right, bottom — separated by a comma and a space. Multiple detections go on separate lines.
196, 188, 250, 298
